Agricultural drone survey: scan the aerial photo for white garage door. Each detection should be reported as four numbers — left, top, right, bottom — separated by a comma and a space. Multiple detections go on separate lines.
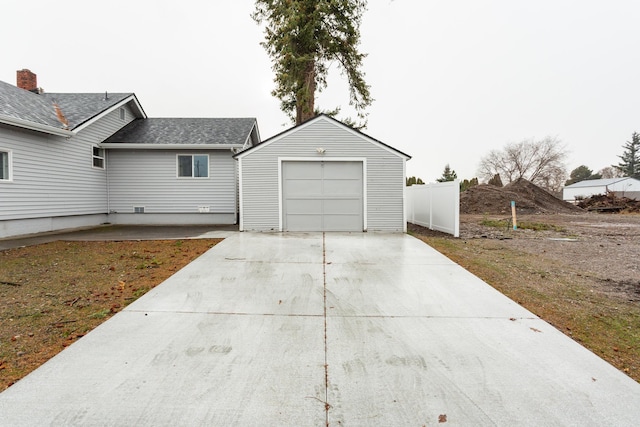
282, 161, 363, 231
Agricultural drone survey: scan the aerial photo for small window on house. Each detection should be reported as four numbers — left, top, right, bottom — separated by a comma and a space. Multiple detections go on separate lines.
134, 206, 145, 213
0, 150, 11, 180
92, 146, 105, 169
177, 154, 209, 178
119, 108, 125, 120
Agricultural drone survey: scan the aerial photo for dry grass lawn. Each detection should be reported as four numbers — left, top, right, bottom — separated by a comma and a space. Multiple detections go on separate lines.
0, 239, 220, 390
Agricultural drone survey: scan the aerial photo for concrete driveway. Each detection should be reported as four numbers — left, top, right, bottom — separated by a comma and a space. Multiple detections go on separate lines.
1, 232, 639, 425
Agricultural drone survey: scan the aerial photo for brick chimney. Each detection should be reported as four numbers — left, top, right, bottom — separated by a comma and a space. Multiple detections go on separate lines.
16, 69, 38, 92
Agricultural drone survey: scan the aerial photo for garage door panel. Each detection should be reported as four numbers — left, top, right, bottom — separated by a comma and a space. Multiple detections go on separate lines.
286, 199, 323, 214
323, 179, 361, 194
285, 161, 322, 178
323, 162, 361, 178
286, 215, 323, 231
283, 161, 363, 232
323, 215, 362, 231
284, 180, 322, 196
323, 199, 361, 215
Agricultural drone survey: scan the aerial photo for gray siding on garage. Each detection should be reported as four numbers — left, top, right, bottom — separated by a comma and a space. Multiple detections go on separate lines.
107, 150, 236, 214
0, 105, 136, 221
239, 117, 407, 232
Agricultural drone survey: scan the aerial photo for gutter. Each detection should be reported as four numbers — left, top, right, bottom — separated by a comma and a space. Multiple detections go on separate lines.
0, 114, 74, 137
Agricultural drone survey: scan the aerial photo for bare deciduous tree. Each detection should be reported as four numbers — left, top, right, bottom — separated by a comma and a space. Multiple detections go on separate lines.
477, 136, 568, 192
598, 166, 625, 179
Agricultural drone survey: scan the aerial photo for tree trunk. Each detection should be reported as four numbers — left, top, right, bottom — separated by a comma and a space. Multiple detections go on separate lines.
296, 60, 316, 125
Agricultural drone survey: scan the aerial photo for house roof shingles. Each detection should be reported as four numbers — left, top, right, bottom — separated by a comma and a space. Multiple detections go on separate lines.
104, 118, 257, 146
1, 78, 255, 146
41, 92, 133, 129
0, 80, 133, 131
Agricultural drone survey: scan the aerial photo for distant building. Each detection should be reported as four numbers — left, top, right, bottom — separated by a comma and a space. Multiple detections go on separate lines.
563, 177, 640, 202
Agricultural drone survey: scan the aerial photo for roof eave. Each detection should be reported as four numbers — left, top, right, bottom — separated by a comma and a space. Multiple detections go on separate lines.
0, 114, 74, 137
100, 143, 244, 150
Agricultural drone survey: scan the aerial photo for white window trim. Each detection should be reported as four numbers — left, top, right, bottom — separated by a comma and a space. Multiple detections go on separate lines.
176, 154, 210, 179
0, 149, 13, 182
92, 146, 105, 169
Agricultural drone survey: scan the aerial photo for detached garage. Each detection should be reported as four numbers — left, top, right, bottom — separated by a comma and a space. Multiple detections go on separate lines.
235, 115, 410, 232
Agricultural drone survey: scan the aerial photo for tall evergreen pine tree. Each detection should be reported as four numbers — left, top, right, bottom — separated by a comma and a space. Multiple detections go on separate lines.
253, 0, 372, 125
615, 132, 640, 179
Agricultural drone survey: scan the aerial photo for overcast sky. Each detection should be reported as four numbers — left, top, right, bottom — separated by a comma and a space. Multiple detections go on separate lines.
3, 0, 639, 182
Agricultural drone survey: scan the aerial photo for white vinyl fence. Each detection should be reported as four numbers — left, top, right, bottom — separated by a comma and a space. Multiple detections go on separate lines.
406, 180, 460, 237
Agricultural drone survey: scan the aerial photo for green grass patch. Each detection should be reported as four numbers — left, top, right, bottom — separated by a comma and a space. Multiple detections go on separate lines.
480, 217, 565, 232
480, 218, 512, 229
518, 221, 566, 232
132, 287, 149, 299
89, 309, 110, 319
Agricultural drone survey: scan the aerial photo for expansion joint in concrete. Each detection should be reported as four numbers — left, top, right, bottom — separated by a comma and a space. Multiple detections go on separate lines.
322, 232, 330, 425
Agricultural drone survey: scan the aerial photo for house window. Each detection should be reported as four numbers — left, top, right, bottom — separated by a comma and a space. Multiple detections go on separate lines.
119, 108, 125, 120
177, 154, 209, 178
0, 150, 11, 181
92, 146, 105, 169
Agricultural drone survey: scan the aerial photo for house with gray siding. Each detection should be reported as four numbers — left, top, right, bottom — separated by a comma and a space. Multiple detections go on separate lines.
235, 115, 411, 232
102, 118, 259, 225
2, 69, 410, 238
0, 69, 259, 238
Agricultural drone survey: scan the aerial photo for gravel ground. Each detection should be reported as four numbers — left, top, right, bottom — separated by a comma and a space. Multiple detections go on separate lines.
459, 213, 640, 301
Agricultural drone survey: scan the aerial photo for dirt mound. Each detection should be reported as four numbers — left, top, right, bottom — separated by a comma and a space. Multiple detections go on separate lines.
460, 179, 583, 215
577, 193, 640, 213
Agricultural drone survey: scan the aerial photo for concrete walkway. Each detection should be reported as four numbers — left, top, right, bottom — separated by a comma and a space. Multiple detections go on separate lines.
1, 232, 639, 425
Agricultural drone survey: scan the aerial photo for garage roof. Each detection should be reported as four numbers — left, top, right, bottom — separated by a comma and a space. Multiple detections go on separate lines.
234, 114, 411, 160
